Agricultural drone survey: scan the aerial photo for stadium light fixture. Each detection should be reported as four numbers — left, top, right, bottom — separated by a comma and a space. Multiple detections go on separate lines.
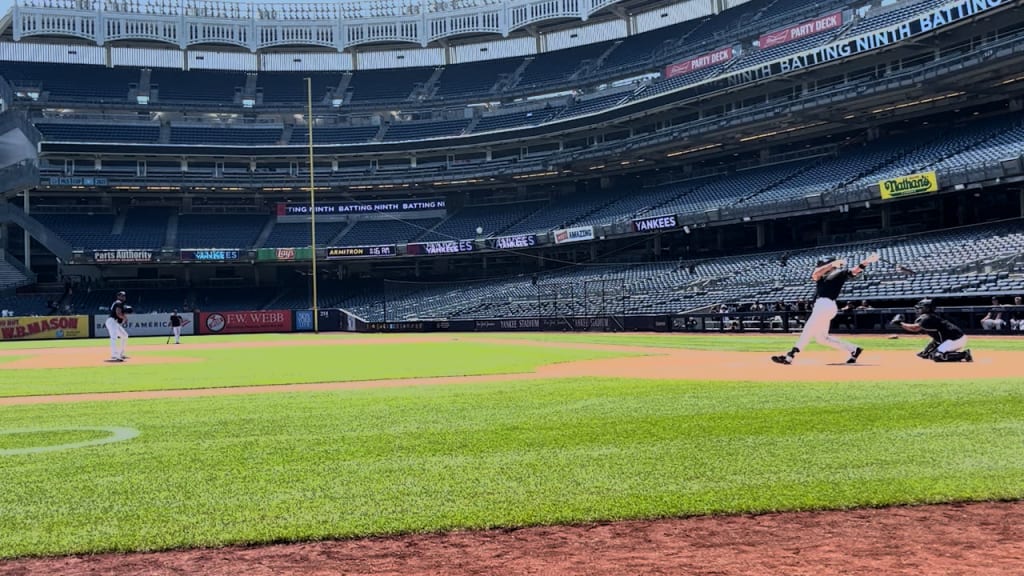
869, 92, 965, 114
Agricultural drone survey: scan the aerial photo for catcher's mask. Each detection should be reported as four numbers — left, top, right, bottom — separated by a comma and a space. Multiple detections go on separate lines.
915, 299, 934, 314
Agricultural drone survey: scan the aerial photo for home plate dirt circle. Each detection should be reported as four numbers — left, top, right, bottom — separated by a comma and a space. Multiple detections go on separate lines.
0, 336, 1021, 574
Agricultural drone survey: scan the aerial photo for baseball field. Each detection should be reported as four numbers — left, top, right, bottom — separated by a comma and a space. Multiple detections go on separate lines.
1, 332, 1022, 574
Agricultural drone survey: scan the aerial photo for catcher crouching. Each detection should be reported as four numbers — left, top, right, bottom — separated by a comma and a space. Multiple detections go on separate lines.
898, 299, 973, 362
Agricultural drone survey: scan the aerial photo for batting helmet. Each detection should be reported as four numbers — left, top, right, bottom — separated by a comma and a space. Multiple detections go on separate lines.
914, 299, 934, 314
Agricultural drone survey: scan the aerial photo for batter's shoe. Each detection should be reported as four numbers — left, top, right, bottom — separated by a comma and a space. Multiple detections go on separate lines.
110, 357, 124, 363
846, 347, 863, 364
771, 354, 793, 365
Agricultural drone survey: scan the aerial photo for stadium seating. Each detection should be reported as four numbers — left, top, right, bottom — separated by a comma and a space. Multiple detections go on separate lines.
289, 125, 379, 145
36, 122, 160, 144
330, 220, 1024, 321
335, 218, 442, 246
33, 213, 118, 250
433, 58, 522, 100
346, 68, 433, 103
0, 62, 138, 102
151, 69, 246, 104
177, 214, 268, 249
170, 125, 283, 146
416, 202, 546, 242
258, 72, 342, 105
382, 119, 470, 141
262, 221, 352, 248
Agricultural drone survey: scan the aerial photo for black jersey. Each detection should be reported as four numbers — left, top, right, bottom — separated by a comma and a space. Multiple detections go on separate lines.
170, 314, 182, 327
109, 300, 125, 324
914, 313, 964, 342
815, 269, 853, 301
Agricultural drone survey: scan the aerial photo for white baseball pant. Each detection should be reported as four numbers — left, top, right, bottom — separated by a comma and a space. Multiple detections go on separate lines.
794, 297, 858, 354
104, 317, 128, 359
173, 326, 181, 344
936, 336, 967, 353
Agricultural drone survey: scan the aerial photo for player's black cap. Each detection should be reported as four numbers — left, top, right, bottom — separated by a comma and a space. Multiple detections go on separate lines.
116, 290, 126, 298
915, 299, 934, 313
816, 256, 837, 267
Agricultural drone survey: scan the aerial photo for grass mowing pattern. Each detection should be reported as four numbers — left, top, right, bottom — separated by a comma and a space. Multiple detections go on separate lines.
0, 376, 1022, 557
0, 429, 112, 450
0, 342, 633, 397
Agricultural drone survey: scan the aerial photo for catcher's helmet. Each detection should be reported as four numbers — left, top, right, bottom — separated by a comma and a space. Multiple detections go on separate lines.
914, 299, 934, 313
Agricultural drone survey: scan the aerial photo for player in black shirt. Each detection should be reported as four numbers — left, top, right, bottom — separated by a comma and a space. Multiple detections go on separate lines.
899, 299, 973, 362
170, 310, 183, 345
772, 252, 879, 365
104, 290, 130, 362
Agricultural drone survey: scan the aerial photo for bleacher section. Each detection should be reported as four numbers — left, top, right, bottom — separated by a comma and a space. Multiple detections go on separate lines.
382, 119, 470, 141
333, 221, 1024, 321
258, 72, 342, 105
289, 125, 379, 145
433, 59, 522, 99
337, 219, 442, 246
346, 68, 433, 103
36, 122, 160, 144
262, 221, 351, 248
151, 69, 246, 104
34, 213, 117, 250
417, 203, 545, 242
177, 215, 268, 249
0, 62, 137, 102
170, 125, 282, 145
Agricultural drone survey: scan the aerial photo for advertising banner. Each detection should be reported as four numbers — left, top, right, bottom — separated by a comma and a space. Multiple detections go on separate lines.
180, 249, 242, 262
665, 46, 734, 78
632, 214, 679, 233
485, 234, 537, 250
725, 0, 1005, 87
325, 245, 398, 258
0, 315, 89, 341
92, 249, 154, 264
759, 12, 843, 49
277, 200, 446, 216
199, 310, 292, 334
406, 240, 476, 255
92, 313, 195, 338
553, 226, 595, 245
879, 172, 939, 199
257, 247, 315, 262
294, 309, 343, 332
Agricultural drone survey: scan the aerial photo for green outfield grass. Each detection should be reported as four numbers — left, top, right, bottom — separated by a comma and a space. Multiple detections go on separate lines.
480, 332, 1024, 352
0, 332, 1022, 559
0, 341, 633, 397
0, 375, 1022, 558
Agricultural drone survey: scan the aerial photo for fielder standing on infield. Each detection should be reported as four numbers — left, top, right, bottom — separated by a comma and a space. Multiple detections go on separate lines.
170, 309, 183, 345
772, 252, 879, 365
105, 290, 130, 362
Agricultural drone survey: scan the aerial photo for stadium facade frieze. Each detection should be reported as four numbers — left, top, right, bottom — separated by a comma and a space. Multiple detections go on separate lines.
35, 0, 1012, 161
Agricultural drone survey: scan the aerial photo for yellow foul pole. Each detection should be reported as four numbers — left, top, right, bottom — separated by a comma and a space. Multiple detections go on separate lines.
306, 77, 319, 333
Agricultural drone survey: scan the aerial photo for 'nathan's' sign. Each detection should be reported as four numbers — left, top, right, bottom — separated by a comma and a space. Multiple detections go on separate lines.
665, 46, 734, 79
759, 12, 843, 49
92, 249, 153, 264
879, 172, 939, 200
632, 215, 679, 233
